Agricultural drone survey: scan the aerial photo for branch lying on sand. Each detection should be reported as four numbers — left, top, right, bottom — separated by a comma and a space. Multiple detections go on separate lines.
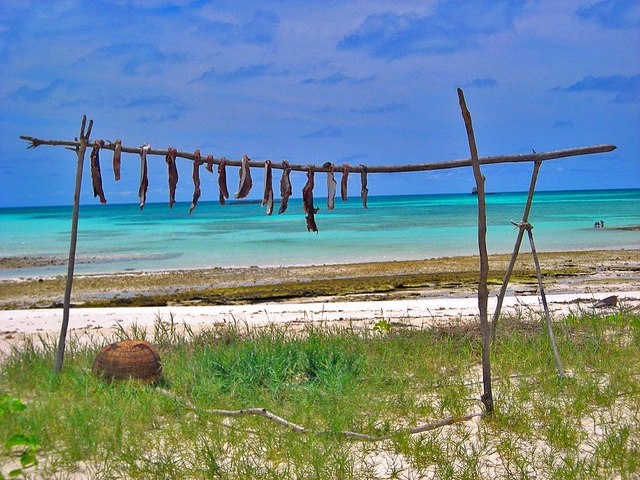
157, 388, 484, 441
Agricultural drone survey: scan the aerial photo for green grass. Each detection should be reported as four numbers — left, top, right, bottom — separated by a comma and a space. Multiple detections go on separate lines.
1, 308, 639, 479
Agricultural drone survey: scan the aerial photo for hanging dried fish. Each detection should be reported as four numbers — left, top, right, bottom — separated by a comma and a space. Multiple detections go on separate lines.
218, 158, 229, 205
341, 163, 349, 201
165, 147, 178, 208
326, 162, 337, 210
234, 154, 253, 199
138, 143, 150, 210
360, 164, 368, 209
262, 160, 274, 215
112, 139, 122, 181
90, 139, 107, 204
302, 165, 319, 233
205, 154, 215, 173
278, 160, 292, 214
189, 149, 202, 215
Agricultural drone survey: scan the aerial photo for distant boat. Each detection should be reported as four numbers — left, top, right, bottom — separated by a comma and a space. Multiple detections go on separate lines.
471, 186, 478, 195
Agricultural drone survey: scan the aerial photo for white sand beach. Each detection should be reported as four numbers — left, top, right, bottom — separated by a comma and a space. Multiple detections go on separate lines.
2, 291, 639, 355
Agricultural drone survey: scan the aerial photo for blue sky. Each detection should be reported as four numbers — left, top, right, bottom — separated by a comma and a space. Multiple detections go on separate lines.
1, 0, 639, 207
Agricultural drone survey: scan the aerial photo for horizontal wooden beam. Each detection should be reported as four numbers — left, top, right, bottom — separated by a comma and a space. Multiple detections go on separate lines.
20, 135, 616, 173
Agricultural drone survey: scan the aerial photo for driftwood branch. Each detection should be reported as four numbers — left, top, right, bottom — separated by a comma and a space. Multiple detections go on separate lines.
157, 388, 483, 441
19, 135, 616, 173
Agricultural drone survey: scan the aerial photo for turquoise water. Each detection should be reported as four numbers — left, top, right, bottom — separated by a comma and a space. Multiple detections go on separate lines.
1, 189, 638, 279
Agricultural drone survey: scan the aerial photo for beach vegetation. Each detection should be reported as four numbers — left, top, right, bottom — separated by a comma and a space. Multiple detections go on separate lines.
1, 308, 639, 478
0, 394, 40, 479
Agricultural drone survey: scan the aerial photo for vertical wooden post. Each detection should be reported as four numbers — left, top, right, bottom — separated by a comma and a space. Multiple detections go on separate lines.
55, 116, 92, 374
490, 159, 542, 341
457, 88, 493, 414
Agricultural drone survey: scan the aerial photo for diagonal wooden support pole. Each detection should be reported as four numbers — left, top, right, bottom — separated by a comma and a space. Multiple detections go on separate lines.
525, 224, 566, 378
55, 115, 92, 374
488, 157, 565, 376
491, 159, 542, 342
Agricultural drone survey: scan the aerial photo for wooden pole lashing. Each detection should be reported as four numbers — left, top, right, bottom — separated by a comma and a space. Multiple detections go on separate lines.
457, 88, 493, 414
55, 115, 92, 374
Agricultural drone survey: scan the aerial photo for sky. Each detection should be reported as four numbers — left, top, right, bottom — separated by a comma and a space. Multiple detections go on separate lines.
1, 0, 639, 208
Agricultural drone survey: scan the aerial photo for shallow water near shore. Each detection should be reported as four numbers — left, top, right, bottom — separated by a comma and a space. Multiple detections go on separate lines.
1, 189, 638, 279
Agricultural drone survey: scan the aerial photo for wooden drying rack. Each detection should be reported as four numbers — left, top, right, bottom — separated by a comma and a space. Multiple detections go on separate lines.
20, 88, 617, 418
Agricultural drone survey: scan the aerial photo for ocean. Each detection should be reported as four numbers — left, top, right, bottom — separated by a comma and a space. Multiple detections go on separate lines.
1, 189, 638, 279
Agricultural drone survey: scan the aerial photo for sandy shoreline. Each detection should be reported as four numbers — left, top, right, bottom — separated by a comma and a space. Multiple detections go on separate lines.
1, 291, 639, 356
1, 249, 638, 354
1, 249, 639, 309
3, 290, 640, 335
